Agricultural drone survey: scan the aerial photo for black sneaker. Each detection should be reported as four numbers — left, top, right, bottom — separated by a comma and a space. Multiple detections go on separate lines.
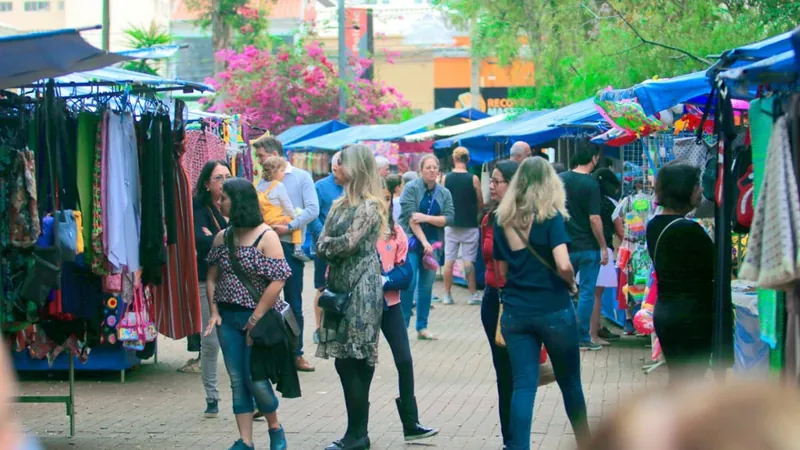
204, 399, 219, 418
579, 341, 602, 351
598, 327, 621, 340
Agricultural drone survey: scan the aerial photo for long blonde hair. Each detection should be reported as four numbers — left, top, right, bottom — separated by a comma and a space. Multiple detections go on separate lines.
496, 156, 569, 230
331, 144, 388, 232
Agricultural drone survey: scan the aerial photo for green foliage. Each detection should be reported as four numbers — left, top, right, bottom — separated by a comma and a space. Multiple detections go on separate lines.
184, 0, 271, 50
121, 21, 174, 76
433, 0, 800, 109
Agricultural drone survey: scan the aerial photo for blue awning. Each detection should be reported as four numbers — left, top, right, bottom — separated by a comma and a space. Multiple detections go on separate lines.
596, 71, 712, 117
286, 108, 489, 151
286, 124, 386, 151
726, 29, 796, 65
50, 66, 214, 92
490, 99, 601, 139
276, 120, 349, 146
435, 110, 552, 164
0, 26, 133, 90
117, 44, 183, 60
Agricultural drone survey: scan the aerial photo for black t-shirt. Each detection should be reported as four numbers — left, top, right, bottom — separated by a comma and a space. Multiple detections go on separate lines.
646, 215, 714, 303
445, 171, 478, 228
560, 171, 602, 252
493, 213, 572, 315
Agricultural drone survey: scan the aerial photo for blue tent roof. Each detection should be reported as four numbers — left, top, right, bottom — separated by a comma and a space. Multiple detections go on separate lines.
726, 29, 796, 65
0, 26, 133, 90
596, 71, 712, 117
286, 108, 489, 151
276, 120, 349, 146
434, 110, 552, 164
490, 98, 601, 140
50, 66, 214, 92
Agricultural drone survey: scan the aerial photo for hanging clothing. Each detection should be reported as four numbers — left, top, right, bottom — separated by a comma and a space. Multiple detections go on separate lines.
161, 115, 178, 245
76, 112, 97, 263
154, 103, 202, 340
181, 128, 226, 188
739, 115, 800, 291
90, 113, 109, 276
106, 112, 141, 272
139, 114, 167, 286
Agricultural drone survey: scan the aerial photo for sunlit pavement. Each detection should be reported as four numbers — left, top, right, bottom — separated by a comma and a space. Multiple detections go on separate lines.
13, 266, 665, 449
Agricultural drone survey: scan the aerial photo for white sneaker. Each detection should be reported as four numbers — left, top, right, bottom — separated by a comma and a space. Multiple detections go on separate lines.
442, 294, 454, 305
468, 292, 482, 305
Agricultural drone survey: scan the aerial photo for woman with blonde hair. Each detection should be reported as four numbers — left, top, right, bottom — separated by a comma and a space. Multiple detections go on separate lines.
494, 157, 589, 449
316, 144, 387, 450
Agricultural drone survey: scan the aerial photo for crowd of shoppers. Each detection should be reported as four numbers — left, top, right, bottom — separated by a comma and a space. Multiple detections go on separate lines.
180, 130, 714, 450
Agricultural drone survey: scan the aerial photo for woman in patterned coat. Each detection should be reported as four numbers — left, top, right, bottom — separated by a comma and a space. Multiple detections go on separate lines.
317, 144, 387, 450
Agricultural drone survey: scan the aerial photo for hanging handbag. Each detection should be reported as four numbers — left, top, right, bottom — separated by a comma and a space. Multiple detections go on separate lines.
20, 83, 63, 305
224, 228, 299, 337
492, 257, 506, 348
319, 268, 373, 316
55, 209, 78, 262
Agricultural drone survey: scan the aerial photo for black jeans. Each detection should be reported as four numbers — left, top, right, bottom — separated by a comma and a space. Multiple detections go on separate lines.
335, 357, 375, 438
381, 303, 415, 403
481, 286, 513, 446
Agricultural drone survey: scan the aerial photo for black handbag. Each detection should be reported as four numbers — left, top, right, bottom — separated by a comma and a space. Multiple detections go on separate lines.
318, 288, 352, 316
224, 228, 299, 337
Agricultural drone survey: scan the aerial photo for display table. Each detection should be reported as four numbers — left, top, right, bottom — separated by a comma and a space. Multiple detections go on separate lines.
14, 344, 143, 383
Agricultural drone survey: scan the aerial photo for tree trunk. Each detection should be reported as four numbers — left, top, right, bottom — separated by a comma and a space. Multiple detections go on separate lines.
211, 9, 232, 74
470, 53, 481, 111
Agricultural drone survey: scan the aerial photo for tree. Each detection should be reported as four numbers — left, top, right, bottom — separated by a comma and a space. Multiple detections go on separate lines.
121, 21, 174, 76
184, 0, 271, 72
433, 0, 799, 109
204, 41, 411, 134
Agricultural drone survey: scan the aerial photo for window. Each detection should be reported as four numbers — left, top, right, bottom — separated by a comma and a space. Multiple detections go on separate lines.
0, 2, 12, 12
59, 0, 64, 10
24, 1, 51, 11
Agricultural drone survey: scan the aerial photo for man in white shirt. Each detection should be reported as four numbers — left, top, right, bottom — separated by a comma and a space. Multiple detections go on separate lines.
253, 136, 320, 372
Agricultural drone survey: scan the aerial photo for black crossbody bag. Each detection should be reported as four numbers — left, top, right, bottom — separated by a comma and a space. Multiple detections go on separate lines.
224, 228, 299, 336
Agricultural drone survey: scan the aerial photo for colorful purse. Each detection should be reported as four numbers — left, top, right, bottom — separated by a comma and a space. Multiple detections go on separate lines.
118, 285, 155, 350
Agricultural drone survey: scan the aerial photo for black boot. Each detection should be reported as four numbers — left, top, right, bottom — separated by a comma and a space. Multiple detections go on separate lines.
326, 402, 370, 450
395, 397, 439, 441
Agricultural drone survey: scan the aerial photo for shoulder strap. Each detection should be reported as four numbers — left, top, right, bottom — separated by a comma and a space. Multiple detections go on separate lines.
512, 227, 559, 276
653, 218, 686, 265
263, 180, 279, 195
225, 228, 263, 304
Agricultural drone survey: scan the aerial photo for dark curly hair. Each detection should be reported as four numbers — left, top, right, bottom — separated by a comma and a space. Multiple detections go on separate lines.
385, 174, 403, 239
655, 161, 701, 212
223, 178, 265, 228
193, 160, 231, 206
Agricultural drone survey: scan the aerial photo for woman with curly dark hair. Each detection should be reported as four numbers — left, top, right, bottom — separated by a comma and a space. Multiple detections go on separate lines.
190, 159, 230, 417
204, 178, 291, 450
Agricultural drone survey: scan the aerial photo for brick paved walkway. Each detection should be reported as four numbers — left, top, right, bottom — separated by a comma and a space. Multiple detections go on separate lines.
13, 269, 665, 450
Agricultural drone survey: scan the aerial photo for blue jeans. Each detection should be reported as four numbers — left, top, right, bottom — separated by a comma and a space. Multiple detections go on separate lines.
282, 241, 305, 356
501, 305, 589, 450
400, 250, 436, 332
216, 308, 280, 415
569, 250, 601, 342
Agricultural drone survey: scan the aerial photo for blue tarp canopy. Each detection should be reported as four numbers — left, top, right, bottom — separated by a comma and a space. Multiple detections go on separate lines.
596, 71, 711, 117
0, 26, 134, 90
491, 98, 601, 140
434, 110, 552, 164
286, 107, 489, 151
276, 120, 349, 146
718, 29, 800, 96
50, 66, 214, 92
725, 29, 796, 65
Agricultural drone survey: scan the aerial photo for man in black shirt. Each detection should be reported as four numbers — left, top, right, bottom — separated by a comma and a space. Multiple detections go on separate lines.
442, 147, 483, 305
560, 142, 608, 351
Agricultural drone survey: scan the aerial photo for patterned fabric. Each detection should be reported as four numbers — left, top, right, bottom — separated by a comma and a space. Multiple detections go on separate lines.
8, 149, 39, 247
673, 137, 710, 169
180, 129, 226, 189
207, 245, 292, 309
153, 105, 204, 340
91, 113, 108, 276
316, 199, 383, 366
739, 115, 800, 291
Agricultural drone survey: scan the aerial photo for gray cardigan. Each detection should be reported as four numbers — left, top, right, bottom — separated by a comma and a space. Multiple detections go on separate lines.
398, 178, 455, 241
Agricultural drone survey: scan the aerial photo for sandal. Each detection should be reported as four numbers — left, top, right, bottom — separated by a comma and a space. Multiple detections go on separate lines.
177, 358, 201, 373
417, 330, 438, 341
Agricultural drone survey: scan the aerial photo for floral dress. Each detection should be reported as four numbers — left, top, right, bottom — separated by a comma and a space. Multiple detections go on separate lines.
316, 199, 383, 366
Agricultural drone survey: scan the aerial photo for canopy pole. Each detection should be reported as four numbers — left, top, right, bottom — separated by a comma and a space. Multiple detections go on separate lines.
101, 0, 110, 51
337, 0, 346, 120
